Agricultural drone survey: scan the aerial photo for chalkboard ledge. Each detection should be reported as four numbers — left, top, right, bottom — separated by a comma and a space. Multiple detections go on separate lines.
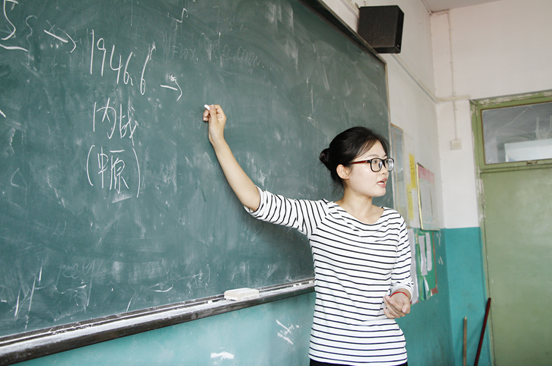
0, 279, 314, 366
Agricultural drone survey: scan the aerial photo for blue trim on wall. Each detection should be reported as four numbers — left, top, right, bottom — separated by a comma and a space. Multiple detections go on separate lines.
443, 227, 491, 366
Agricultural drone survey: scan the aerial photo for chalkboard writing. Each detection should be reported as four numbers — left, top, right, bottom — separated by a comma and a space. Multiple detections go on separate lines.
0, 0, 390, 338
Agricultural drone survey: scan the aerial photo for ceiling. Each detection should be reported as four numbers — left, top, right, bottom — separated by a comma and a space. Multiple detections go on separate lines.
422, 0, 501, 12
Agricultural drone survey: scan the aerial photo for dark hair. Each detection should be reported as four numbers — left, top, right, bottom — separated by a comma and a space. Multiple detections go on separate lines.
319, 126, 389, 188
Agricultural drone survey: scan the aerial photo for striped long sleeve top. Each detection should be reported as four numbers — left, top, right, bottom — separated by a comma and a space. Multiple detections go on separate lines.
247, 188, 413, 366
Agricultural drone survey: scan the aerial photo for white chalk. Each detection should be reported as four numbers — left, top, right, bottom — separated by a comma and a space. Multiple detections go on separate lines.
204, 104, 210, 110
224, 288, 260, 301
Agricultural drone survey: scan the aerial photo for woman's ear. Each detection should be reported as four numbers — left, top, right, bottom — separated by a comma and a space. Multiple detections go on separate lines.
336, 164, 350, 180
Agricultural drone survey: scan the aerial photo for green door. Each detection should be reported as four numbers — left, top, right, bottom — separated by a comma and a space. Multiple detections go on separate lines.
473, 93, 552, 365
481, 167, 552, 365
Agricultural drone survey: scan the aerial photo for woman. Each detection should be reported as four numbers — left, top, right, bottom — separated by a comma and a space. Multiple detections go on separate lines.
203, 105, 413, 366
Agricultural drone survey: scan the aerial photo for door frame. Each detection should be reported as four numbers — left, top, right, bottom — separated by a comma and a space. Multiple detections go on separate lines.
471, 89, 552, 364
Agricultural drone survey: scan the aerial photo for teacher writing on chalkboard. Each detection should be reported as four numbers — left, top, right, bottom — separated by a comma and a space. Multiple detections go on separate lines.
203, 105, 413, 366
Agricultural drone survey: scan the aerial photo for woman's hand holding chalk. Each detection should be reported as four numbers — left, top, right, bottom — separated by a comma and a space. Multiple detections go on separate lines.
203, 104, 227, 142
203, 104, 226, 150
203, 105, 211, 122
203, 104, 226, 124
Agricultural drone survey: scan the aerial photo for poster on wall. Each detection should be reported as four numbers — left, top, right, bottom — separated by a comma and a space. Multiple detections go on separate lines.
416, 164, 440, 231
406, 153, 420, 228
413, 228, 438, 301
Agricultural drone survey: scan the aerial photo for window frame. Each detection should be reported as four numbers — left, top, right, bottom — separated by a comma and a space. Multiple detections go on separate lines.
472, 90, 552, 173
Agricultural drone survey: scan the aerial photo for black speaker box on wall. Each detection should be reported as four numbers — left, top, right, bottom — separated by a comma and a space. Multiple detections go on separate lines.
358, 5, 404, 54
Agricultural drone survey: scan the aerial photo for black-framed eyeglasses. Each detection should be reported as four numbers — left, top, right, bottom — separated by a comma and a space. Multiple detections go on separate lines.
349, 158, 394, 172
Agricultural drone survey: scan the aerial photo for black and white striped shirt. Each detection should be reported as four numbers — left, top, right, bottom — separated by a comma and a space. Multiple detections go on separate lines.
247, 188, 413, 366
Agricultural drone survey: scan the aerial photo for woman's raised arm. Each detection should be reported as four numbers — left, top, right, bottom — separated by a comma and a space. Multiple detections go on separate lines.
203, 105, 260, 211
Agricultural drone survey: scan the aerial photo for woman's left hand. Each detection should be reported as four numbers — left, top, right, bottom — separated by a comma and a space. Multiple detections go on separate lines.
383, 292, 411, 319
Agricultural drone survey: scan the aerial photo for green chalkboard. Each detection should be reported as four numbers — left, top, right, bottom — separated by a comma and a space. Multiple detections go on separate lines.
0, 0, 390, 337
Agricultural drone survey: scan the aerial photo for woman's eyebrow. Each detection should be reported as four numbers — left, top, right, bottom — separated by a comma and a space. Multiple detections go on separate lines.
363, 153, 387, 158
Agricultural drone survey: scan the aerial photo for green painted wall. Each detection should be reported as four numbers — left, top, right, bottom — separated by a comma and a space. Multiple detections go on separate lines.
17, 293, 316, 366
397, 231, 455, 365
443, 227, 491, 366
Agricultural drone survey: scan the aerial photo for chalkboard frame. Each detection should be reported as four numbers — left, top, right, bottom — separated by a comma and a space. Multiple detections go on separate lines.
0, 0, 388, 364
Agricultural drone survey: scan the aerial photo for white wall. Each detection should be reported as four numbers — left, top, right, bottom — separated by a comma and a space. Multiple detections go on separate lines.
324, 0, 552, 229
323, 0, 444, 228
432, 0, 552, 228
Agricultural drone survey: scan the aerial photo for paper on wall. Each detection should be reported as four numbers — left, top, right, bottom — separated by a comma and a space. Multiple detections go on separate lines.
418, 235, 427, 276
425, 232, 433, 272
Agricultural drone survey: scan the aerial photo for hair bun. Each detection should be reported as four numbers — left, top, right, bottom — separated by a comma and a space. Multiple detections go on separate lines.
319, 148, 331, 167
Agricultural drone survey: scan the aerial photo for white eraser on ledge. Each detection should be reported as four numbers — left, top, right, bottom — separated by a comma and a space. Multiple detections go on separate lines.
224, 288, 260, 301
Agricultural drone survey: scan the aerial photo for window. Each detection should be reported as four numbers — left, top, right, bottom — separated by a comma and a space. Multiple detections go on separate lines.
473, 92, 552, 171
482, 102, 552, 164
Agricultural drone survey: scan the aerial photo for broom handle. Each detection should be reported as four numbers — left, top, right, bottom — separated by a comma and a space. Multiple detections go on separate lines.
463, 317, 467, 366
474, 298, 492, 366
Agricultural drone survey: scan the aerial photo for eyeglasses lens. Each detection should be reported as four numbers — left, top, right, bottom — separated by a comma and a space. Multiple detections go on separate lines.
370, 158, 394, 172
387, 159, 394, 172
370, 159, 383, 172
